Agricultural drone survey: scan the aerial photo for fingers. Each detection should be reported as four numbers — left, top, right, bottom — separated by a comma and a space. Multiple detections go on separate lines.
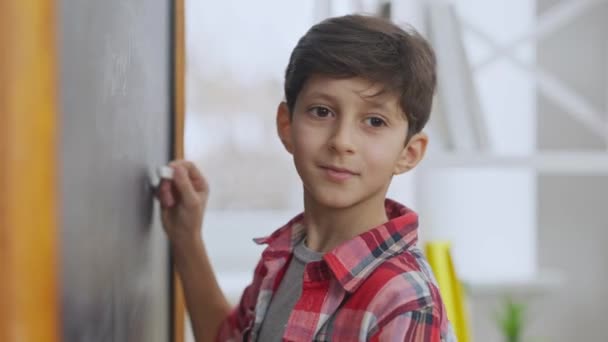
171, 163, 200, 207
170, 160, 208, 193
156, 160, 208, 209
157, 180, 175, 208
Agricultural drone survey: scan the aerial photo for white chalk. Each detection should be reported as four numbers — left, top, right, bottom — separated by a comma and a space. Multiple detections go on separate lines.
158, 165, 174, 180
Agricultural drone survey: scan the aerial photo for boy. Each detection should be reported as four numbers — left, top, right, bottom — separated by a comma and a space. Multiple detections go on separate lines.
157, 14, 455, 342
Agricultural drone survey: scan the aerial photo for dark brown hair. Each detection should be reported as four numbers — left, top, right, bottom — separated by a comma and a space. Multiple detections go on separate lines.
284, 14, 436, 139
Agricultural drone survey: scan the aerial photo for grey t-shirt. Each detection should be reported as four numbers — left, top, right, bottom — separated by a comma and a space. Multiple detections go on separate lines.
256, 238, 324, 341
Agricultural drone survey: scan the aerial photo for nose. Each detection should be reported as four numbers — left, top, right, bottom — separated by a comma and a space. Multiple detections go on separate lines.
328, 118, 356, 154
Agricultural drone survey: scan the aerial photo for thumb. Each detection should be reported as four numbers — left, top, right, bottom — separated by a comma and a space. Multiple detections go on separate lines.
172, 165, 199, 207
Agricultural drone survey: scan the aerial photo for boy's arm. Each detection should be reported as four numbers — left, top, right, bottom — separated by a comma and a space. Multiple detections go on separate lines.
172, 236, 232, 342
365, 270, 455, 342
156, 160, 232, 341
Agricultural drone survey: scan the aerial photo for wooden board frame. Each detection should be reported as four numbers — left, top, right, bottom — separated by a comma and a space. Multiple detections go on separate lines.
171, 0, 186, 341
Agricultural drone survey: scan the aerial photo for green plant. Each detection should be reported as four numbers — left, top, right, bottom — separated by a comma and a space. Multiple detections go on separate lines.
494, 297, 526, 342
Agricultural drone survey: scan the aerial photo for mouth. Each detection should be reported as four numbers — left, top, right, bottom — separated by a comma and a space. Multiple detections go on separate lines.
319, 165, 359, 181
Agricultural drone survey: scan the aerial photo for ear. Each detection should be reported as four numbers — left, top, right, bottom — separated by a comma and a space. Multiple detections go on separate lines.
276, 101, 294, 154
394, 132, 428, 175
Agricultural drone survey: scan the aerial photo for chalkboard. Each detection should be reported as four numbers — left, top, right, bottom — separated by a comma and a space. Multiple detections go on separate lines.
59, 0, 173, 340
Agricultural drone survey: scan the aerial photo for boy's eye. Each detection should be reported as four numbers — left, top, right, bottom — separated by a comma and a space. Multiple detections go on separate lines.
365, 117, 387, 127
309, 106, 332, 118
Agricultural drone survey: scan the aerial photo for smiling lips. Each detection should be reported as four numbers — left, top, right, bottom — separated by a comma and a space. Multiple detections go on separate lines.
320, 165, 359, 182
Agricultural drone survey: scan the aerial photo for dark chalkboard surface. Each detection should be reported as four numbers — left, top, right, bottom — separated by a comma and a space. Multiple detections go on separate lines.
59, 0, 173, 340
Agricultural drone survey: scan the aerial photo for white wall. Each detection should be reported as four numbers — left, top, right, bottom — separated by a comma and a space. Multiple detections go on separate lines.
531, 0, 608, 340
397, 1, 608, 341
458, 0, 608, 340
396, 0, 538, 283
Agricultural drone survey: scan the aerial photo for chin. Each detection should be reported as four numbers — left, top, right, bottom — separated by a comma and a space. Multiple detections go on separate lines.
309, 187, 364, 209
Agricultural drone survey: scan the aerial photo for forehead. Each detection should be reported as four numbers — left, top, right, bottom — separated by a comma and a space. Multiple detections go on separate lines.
299, 74, 401, 108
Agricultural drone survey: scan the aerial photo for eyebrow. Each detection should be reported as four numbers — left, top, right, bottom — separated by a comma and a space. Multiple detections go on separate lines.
304, 91, 392, 111
303, 92, 338, 103
360, 96, 392, 111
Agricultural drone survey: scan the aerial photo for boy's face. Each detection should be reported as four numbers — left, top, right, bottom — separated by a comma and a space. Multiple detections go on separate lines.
277, 74, 428, 209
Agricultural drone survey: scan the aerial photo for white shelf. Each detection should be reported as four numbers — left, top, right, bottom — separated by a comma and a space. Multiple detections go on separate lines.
422, 151, 608, 174
463, 270, 564, 297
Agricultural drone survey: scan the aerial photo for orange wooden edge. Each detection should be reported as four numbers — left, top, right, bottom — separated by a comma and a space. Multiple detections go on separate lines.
172, 0, 186, 341
0, 0, 61, 341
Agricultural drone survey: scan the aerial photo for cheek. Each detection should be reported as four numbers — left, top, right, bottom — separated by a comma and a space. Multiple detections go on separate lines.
290, 124, 326, 182
362, 138, 403, 172
291, 121, 326, 154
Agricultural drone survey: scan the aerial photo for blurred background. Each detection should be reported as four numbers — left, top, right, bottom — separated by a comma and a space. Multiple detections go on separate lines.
183, 0, 608, 341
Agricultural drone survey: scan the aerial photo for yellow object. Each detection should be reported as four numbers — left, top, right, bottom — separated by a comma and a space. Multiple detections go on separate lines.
425, 241, 471, 342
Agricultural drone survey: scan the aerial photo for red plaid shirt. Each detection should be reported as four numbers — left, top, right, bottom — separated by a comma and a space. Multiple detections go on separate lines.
217, 199, 455, 341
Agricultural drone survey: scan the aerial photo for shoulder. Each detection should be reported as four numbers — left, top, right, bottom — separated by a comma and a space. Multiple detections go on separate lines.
355, 246, 445, 319
336, 247, 451, 340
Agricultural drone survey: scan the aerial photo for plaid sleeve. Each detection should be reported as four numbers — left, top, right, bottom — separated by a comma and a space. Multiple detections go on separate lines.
215, 260, 265, 342
369, 307, 444, 342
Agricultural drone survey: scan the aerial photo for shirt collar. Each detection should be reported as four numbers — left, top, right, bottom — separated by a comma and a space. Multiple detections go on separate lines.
253, 198, 419, 293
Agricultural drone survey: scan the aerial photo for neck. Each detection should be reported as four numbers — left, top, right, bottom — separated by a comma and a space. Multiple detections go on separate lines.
303, 190, 389, 253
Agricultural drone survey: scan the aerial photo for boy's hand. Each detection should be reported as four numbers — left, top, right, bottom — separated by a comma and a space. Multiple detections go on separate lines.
155, 160, 209, 246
